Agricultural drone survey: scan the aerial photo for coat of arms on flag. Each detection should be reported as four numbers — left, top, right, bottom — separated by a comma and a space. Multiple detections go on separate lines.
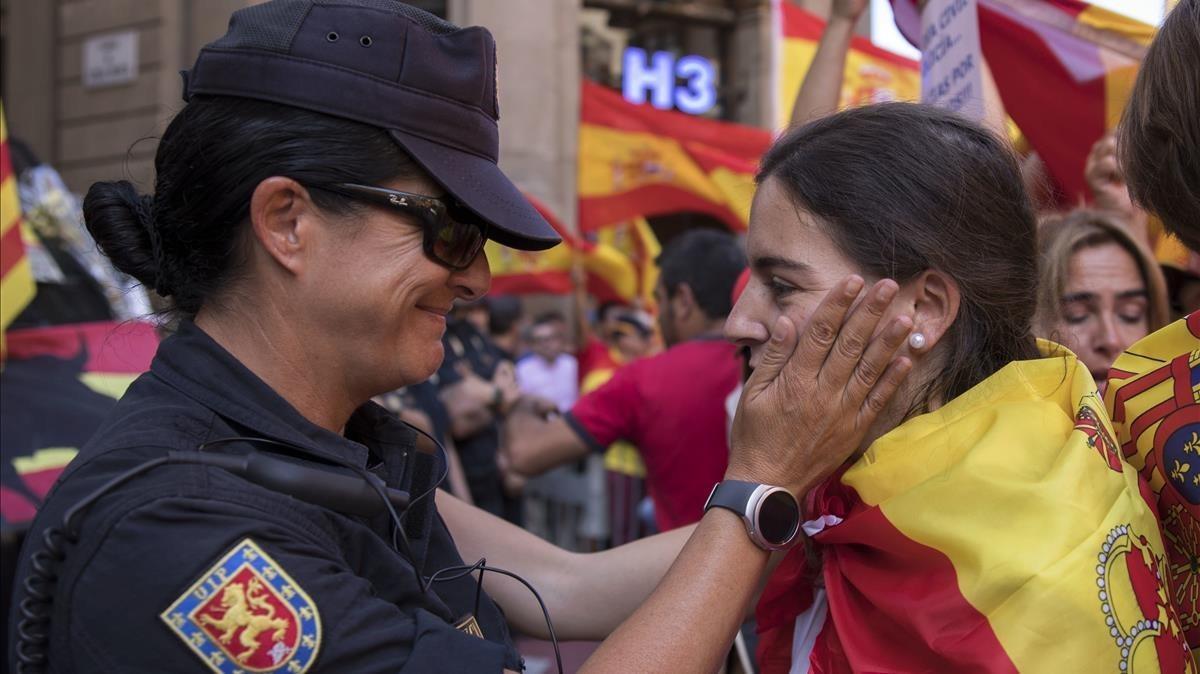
1108, 312, 1200, 662
161, 538, 321, 673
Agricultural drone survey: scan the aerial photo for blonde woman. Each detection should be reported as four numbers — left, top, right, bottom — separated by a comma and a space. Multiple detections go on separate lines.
1035, 209, 1169, 390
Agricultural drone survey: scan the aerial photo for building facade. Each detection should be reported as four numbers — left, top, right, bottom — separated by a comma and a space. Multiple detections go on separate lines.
0, 0, 848, 231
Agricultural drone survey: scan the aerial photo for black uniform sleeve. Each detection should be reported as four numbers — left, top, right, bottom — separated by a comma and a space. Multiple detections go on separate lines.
64, 493, 509, 673
437, 336, 465, 389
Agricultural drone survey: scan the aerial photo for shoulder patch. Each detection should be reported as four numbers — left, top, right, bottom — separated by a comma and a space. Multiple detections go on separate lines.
160, 538, 321, 673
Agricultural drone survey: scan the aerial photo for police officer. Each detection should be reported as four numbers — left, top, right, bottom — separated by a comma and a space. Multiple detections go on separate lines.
437, 304, 522, 520
8, 1, 911, 672
10, 3, 555, 670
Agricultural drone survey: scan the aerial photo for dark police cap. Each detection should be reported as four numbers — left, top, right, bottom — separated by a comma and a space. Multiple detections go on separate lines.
181, 0, 560, 252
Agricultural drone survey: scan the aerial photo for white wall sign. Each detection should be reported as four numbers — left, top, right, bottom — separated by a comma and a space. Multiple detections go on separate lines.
622, 47, 717, 115
919, 0, 984, 119
83, 30, 139, 89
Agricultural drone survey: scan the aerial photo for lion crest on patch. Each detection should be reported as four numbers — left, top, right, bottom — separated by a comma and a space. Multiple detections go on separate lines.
161, 538, 321, 673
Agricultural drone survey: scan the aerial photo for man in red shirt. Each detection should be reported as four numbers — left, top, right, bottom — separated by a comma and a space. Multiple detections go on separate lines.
505, 229, 746, 531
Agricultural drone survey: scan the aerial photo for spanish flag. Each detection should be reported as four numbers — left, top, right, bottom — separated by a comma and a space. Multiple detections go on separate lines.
485, 194, 638, 304
578, 80, 771, 233
776, 3, 920, 126
758, 347, 1194, 673
1, 102, 37, 358
591, 217, 661, 309
890, 0, 1152, 205
1106, 313, 1200, 663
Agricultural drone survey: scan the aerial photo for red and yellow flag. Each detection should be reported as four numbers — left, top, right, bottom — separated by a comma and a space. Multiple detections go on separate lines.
759, 348, 1194, 673
485, 195, 638, 304
776, 3, 920, 126
1106, 313, 1200, 663
1, 101, 37, 358
890, 0, 1152, 205
578, 80, 771, 233
591, 217, 661, 309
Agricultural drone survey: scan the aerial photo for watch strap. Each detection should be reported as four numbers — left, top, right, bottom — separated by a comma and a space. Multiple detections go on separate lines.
703, 480, 760, 515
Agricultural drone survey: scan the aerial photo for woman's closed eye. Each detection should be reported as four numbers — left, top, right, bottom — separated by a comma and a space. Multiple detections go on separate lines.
1116, 297, 1148, 325
1061, 298, 1095, 324
1063, 310, 1092, 325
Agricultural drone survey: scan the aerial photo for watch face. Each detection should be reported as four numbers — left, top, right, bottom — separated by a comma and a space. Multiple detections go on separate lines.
758, 490, 800, 545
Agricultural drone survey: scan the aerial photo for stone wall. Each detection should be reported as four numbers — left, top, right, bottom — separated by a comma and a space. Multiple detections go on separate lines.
2, 0, 249, 194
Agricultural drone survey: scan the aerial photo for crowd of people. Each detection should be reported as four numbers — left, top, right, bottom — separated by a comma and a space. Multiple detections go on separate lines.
5, 0, 1199, 671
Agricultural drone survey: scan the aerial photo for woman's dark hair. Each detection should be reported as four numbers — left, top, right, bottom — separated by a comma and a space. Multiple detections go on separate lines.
82, 95, 420, 315
758, 103, 1041, 414
1118, 0, 1200, 251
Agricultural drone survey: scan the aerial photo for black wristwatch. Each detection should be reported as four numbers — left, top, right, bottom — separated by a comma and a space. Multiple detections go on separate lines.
703, 480, 801, 551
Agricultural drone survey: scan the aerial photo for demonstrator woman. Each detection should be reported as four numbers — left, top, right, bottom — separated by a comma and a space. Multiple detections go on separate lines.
734, 104, 1191, 673
1034, 209, 1169, 391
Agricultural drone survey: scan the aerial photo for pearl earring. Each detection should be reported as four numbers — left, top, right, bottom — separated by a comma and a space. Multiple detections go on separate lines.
908, 332, 927, 350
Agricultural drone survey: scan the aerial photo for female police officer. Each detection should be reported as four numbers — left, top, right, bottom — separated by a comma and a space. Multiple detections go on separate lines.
9, 1, 911, 672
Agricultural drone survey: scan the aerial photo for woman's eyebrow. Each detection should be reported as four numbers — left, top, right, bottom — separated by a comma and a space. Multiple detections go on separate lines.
1062, 289, 1149, 304
753, 255, 812, 274
1115, 289, 1150, 301
1061, 291, 1097, 304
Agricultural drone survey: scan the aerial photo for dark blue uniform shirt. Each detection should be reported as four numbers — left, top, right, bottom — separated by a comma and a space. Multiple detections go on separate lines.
8, 321, 521, 672
437, 319, 513, 519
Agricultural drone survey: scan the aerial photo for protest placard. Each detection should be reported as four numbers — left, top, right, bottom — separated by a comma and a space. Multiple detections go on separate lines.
920, 0, 984, 119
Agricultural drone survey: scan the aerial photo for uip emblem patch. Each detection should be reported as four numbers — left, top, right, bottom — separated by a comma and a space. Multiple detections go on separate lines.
161, 538, 321, 673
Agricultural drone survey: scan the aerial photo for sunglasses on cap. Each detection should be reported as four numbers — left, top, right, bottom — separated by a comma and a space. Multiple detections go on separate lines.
317, 183, 489, 270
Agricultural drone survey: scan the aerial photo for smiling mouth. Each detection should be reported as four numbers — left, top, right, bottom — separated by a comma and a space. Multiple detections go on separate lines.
418, 305, 451, 317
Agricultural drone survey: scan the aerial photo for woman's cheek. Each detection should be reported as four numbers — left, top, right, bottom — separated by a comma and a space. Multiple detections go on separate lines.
781, 298, 817, 333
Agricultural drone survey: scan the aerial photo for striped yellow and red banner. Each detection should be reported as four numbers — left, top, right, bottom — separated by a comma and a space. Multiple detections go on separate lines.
758, 348, 1194, 672
578, 80, 771, 233
1, 101, 37, 358
890, 0, 1152, 205
776, 3, 921, 126
486, 195, 640, 304
1106, 313, 1200, 663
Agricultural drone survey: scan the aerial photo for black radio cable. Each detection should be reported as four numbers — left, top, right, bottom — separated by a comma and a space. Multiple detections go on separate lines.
195, 435, 418, 559
425, 558, 565, 674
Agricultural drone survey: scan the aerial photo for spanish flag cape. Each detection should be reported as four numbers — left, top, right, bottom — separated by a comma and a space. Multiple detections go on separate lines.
757, 349, 1195, 673
1106, 312, 1200, 664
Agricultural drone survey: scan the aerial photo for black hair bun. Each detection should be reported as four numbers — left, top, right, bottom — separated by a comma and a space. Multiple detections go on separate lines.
82, 180, 162, 293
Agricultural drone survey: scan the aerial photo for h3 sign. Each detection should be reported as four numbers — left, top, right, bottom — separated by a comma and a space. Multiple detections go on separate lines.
622, 47, 718, 115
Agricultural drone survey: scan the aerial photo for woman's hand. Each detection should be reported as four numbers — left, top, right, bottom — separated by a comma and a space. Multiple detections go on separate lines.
1084, 134, 1149, 243
1085, 134, 1133, 214
729, 276, 913, 496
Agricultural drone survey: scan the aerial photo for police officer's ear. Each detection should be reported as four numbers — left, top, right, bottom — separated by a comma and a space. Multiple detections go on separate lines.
248, 176, 318, 277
